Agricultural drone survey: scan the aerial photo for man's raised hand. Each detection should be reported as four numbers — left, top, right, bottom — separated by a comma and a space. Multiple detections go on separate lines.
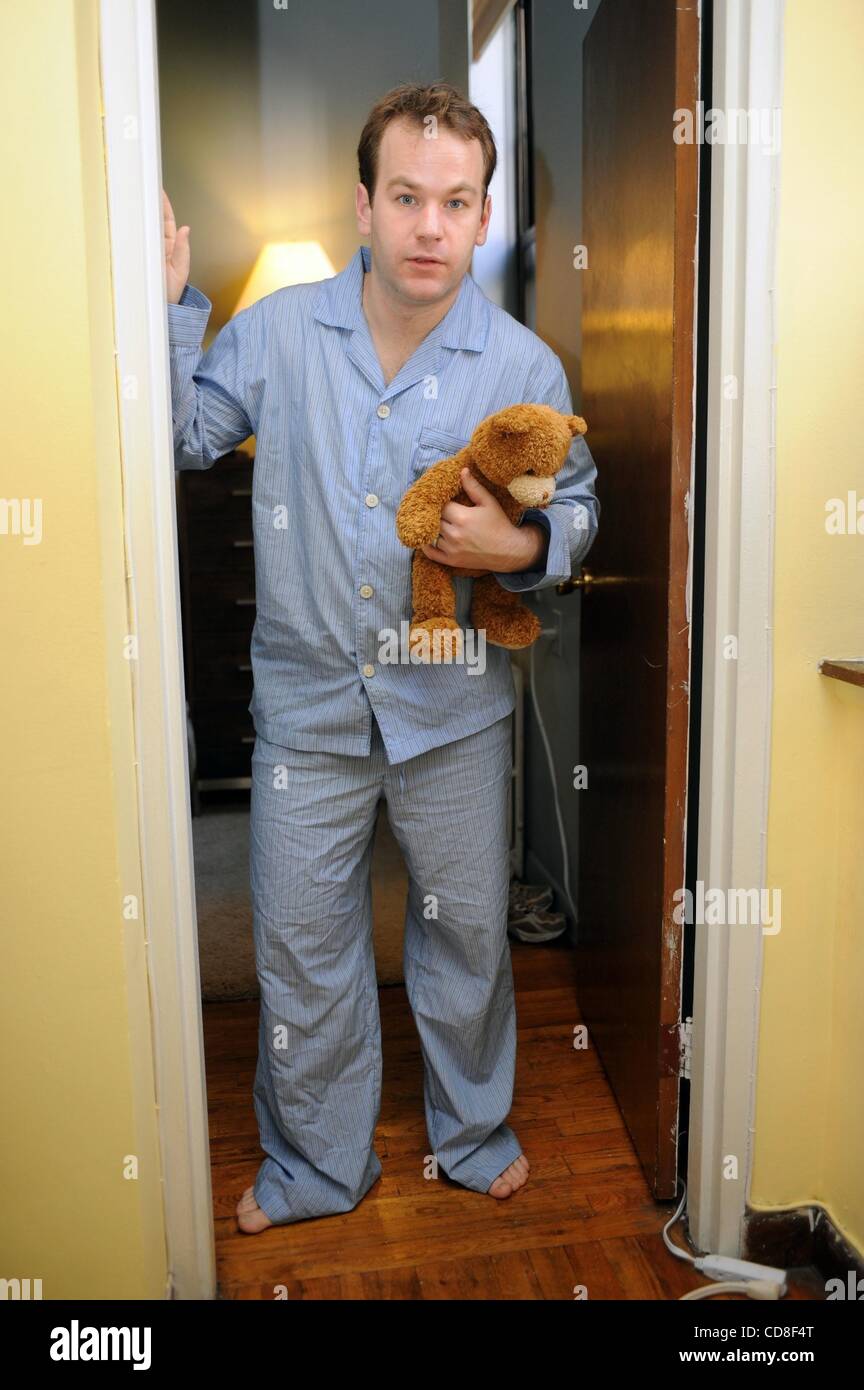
163, 189, 190, 304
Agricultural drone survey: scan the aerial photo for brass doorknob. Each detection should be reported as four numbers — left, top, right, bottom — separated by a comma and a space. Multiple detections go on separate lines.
555, 569, 629, 596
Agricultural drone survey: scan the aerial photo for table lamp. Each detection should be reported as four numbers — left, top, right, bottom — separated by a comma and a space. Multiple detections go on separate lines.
232, 240, 336, 315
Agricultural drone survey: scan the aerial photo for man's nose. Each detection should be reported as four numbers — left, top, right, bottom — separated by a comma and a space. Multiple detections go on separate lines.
416, 205, 443, 237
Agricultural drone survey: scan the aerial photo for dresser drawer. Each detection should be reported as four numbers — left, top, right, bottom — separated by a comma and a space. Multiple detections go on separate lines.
187, 526, 254, 572
192, 634, 254, 700
193, 699, 256, 779
182, 456, 254, 516
195, 744, 254, 781
189, 571, 257, 634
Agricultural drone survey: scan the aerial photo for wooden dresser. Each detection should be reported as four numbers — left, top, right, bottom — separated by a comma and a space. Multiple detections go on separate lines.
176, 449, 256, 791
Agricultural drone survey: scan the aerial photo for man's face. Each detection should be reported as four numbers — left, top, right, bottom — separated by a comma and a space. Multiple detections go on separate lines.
356, 116, 491, 309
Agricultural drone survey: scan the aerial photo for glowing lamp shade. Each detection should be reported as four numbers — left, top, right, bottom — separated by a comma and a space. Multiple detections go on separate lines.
232, 240, 336, 314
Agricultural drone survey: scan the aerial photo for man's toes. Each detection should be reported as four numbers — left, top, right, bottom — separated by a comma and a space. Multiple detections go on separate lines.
236, 1185, 273, 1233
487, 1156, 530, 1198
504, 1155, 529, 1186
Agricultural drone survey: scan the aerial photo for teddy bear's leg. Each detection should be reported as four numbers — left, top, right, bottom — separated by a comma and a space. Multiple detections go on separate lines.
469, 573, 543, 650
408, 550, 464, 664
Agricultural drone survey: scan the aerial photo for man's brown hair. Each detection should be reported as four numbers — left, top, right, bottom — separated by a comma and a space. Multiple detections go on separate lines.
357, 82, 497, 206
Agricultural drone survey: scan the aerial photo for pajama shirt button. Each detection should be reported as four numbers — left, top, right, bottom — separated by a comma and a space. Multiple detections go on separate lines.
362, 663, 375, 677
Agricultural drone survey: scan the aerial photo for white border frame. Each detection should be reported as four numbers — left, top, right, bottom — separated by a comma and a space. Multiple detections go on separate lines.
687, 0, 785, 1255
99, 0, 216, 1298
97, 0, 784, 1292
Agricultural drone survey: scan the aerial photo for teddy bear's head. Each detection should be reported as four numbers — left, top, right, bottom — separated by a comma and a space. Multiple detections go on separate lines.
469, 402, 587, 508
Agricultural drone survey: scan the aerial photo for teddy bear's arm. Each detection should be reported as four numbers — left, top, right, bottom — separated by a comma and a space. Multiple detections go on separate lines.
395, 448, 474, 549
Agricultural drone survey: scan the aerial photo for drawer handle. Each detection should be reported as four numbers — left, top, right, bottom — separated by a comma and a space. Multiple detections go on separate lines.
237, 663, 252, 672
230, 488, 252, 497
240, 735, 255, 744
232, 538, 253, 548
234, 598, 255, 607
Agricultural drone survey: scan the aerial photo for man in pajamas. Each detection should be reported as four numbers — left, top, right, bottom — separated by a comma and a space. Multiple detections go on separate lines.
164, 82, 599, 1232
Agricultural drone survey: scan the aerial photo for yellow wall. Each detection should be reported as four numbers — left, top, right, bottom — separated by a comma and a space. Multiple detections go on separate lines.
0, 1, 167, 1296
752, 0, 864, 1257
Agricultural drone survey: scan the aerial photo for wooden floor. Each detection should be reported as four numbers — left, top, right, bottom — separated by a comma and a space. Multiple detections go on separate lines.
204, 941, 823, 1300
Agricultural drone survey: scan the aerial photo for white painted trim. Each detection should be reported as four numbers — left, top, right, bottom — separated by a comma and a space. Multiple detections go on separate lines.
99, 0, 216, 1299
688, 0, 785, 1256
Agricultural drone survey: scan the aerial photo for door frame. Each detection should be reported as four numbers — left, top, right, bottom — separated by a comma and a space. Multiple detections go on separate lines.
98, 0, 784, 1295
686, 0, 785, 1256
99, 0, 215, 1298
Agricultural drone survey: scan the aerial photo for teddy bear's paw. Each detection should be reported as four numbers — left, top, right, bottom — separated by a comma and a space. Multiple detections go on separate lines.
395, 517, 442, 549
408, 619, 464, 664
473, 606, 542, 650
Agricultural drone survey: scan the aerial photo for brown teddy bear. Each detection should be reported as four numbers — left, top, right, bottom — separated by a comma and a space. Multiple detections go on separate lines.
396, 402, 588, 662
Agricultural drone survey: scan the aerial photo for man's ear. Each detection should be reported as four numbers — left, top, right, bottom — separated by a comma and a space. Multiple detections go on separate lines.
355, 181, 372, 236
475, 192, 492, 246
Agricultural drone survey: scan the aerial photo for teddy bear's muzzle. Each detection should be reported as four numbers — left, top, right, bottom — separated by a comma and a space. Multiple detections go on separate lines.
507, 473, 556, 507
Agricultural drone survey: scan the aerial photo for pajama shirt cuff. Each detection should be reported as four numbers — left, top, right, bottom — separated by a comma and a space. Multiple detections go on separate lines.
492, 508, 570, 593
167, 283, 212, 346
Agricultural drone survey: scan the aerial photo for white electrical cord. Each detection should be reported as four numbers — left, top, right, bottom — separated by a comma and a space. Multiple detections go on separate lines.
528, 633, 579, 924
663, 1175, 788, 1300
681, 1280, 783, 1301
662, 1174, 694, 1260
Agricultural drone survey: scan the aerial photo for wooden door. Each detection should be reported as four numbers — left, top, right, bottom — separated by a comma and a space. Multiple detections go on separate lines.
576, 0, 699, 1199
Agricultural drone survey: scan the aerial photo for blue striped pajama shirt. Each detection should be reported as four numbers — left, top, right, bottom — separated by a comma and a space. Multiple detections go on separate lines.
168, 243, 600, 765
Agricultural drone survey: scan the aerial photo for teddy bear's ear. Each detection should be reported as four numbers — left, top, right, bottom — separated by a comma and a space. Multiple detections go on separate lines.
568, 414, 588, 436
495, 417, 532, 436
490, 403, 534, 436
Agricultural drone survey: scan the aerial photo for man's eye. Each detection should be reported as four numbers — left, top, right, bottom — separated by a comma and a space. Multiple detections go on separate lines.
397, 194, 415, 205
448, 199, 465, 209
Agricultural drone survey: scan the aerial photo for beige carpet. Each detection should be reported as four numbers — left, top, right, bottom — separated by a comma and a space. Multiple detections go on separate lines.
192, 800, 409, 1001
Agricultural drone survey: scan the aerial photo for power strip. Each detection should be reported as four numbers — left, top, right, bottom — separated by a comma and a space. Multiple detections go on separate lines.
694, 1254, 787, 1293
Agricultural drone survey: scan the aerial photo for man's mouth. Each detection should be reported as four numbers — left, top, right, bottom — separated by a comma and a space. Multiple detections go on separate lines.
408, 256, 443, 266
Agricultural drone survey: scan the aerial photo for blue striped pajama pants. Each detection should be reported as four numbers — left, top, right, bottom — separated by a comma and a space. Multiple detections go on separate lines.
248, 711, 523, 1225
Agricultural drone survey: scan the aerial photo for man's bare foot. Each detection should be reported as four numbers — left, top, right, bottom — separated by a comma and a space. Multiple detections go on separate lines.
236, 1184, 274, 1234
487, 1153, 530, 1199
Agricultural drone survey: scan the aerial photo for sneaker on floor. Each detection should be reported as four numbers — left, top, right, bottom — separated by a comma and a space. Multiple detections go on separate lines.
507, 907, 568, 943
508, 879, 554, 915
